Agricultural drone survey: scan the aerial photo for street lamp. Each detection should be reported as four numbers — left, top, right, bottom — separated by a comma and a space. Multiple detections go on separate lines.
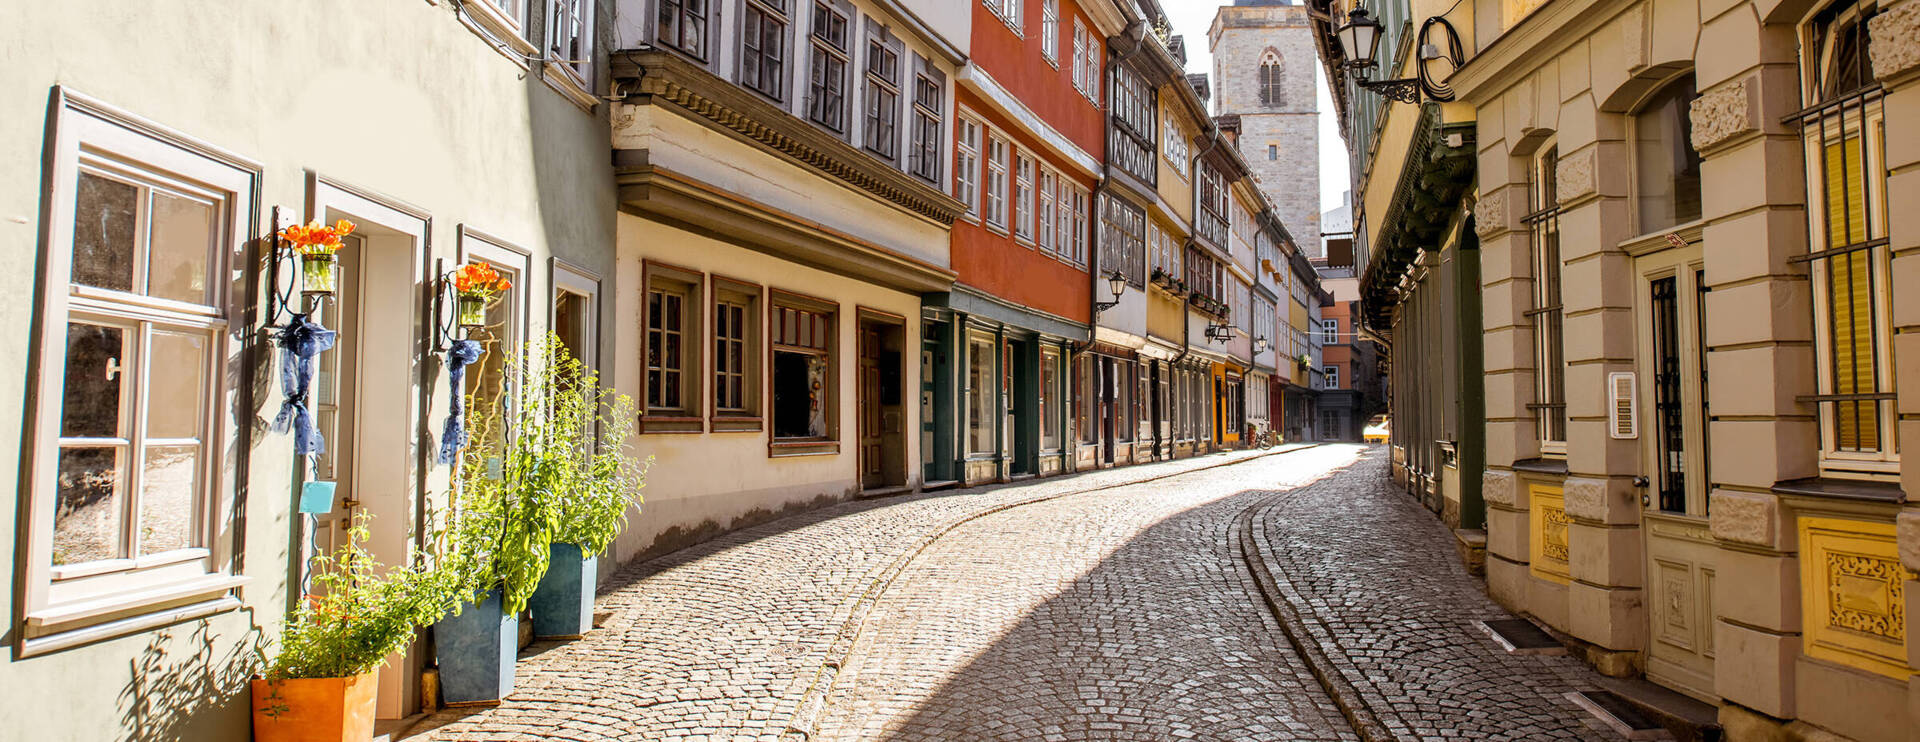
1334, 6, 1463, 104
1094, 271, 1127, 315
1253, 336, 1269, 353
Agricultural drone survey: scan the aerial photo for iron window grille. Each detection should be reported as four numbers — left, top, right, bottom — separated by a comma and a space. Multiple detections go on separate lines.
1522, 145, 1567, 448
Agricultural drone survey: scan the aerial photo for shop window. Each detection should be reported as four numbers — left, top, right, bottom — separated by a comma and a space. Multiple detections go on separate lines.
1633, 74, 1704, 233
644, 262, 703, 432
968, 334, 998, 455
22, 94, 255, 651
741, 0, 790, 101
806, 0, 851, 133
1042, 348, 1062, 450
1797, 0, 1894, 475
712, 277, 762, 431
769, 292, 838, 454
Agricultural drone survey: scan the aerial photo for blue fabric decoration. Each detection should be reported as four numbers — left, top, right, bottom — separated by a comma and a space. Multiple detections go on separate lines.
439, 339, 485, 465
271, 314, 336, 456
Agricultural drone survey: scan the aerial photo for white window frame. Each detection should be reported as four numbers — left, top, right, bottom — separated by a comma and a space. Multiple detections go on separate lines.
1069, 183, 1089, 266
1324, 366, 1339, 388
1014, 151, 1035, 243
1320, 318, 1339, 344
955, 114, 982, 219
544, 0, 594, 88
986, 0, 1023, 35
1038, 169, 1058, 254
21, 92, 258, 654
985, 133, 1009, 231
1041, 0, 1060, 64
1073, 20, 1100, 107
1163, 111, 1190, 178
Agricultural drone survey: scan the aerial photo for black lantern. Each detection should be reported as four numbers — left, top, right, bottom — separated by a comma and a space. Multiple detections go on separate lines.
1095, 270, 1128, 315
1335, 8, 1384, 72
1253, 335, 1269, 353
1334, 5, 1463, 104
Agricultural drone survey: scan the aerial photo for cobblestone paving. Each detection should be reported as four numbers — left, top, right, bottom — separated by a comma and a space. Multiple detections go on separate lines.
812, 445, 1365, 742
1246, 446, 1627, 741
411, 446, 1319, 742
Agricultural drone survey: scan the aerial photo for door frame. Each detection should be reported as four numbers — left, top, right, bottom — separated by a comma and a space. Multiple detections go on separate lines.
856, 307, 909, 490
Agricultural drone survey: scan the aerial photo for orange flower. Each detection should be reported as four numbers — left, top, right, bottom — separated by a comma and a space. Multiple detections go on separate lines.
332, 219, 356, 237
455, 262, 509, 297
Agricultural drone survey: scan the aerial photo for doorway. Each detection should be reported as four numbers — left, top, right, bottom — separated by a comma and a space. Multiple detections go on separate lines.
859, 313, 907, 491
1635, 244, 1716, 702
1009, 337, 1037, 476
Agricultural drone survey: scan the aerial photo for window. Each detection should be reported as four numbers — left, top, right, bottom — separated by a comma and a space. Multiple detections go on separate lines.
985, 134, 1009, 229
462, 238, 529, 447
659, 0, 710, 58
1324, 366, 1339, 388
1633, 74, 1703, 233
1038, 169, 1058, 254
1149, 221, 1180, 278
1320, 318, 1339, 344
1109, 64, 1156, 183
807, 2, 851, 133
1042, 348, 1063, 450
863, 29, 901, 160
1524, 144, 1567, 450
741, 0, 790, 101
1077, 355, 1098, 444
968, 334, 998, 454
1101, 194, 1146, 287
1197, 165, 1228, 245
1268, 144, 1278, 160
645, 262, 703, 431
1014, 152, 1035, 241
1163, 114, 1190, 177
909, 61, 944, 184
1259, 50, 1285, 107
1073, 20, 1100, 106
1067, 183, 1089, 266
1115, 361, 1134, 442
1798, 0, 1893, 472
712, 278, 762, 429
547, 0, 593, 82
955, 116, 981, 217
770, 293, 837, 452
986, 0, 1022, 34
1041, 0, 1059, 64
24, 97, 256, 648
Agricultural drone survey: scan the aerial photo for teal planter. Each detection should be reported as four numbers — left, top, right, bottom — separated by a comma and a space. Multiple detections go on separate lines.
434, 588, 517, 706
530, 543, 596, 639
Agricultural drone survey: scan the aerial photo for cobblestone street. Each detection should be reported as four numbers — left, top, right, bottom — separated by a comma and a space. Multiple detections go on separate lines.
406, 445, 1628, 741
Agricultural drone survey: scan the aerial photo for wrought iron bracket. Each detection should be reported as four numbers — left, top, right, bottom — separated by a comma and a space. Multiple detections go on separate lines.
1358, 77, 1422, 104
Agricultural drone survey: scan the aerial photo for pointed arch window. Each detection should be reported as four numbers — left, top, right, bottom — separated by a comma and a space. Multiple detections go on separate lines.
1259, 50, 1284, 108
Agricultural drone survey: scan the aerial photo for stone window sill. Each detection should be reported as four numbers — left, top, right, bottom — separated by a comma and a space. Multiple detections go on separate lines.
1770, 476, 1905, 503
1512, 457, 1568, 476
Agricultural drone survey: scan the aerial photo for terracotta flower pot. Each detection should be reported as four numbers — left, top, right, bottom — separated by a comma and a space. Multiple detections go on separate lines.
250, 672, 378, 742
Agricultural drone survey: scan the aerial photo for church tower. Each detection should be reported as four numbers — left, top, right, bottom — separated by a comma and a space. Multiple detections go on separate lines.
1209, 0, 1320, 254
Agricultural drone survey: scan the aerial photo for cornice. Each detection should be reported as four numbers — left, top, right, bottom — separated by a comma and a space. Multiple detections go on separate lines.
612, 49, 966, 225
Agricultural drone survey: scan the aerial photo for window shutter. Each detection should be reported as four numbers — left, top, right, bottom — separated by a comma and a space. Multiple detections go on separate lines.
1608, 371, 1637, 440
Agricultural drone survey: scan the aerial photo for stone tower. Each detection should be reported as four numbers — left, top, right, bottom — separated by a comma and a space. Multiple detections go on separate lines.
1209, 0, 1320, 255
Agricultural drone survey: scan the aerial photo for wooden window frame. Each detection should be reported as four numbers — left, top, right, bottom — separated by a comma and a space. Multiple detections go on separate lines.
710, 275, 765, 432
1524, 141, 1568, 455
739, 0, 793, 103
642, 260, 705, 433
767, 288, 840, 456
908, 56, 944, 185
657, 0, 713, 62
20, 91, 259, 656
805, 0, 853, 135
862, 21, 904, 162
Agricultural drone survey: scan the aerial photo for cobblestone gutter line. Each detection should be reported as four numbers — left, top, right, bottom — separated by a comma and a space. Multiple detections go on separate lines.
1236, 492, 1397, 742
778, 444, 1319, 741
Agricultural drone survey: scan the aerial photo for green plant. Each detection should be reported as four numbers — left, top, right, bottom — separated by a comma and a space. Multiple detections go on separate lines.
543, 345, 649, 557
265, 513, 462, 680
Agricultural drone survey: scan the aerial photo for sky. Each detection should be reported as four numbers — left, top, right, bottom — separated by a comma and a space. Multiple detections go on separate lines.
1160, 1, 1353, 214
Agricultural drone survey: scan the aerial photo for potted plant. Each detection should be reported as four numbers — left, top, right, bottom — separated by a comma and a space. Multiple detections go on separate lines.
253, 513, 457, 742
529, 340, 649, 639
453, 262, 511, 329
434, 338, 564, 706
282, 219, 355, 296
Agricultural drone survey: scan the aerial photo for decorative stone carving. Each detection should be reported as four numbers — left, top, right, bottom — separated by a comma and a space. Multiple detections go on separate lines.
1899, 510, 1920, 573
1484, 469, 1516, 506
1690, 78, 1757, 152
1554, 147, 1596, 205
1870, 1, 1920, 82
1474, 189, 1508, 237
1561, 476, 1609, 521
1709, 491, 1777, 547
1824, 551, 1906, 641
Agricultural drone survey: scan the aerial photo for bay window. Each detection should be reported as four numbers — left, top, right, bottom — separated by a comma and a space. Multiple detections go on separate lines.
807, 1, 851, 133
863, 29, 901, 161
741, 0, 790, 101
659, 0, 710, 59
908, 59, 943, 184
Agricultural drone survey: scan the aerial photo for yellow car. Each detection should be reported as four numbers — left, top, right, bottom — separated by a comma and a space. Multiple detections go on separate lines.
1363, 417, 1390, 444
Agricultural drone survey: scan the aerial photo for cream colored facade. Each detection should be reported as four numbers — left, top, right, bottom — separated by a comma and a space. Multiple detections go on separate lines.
0, 0, 618, 735
1452, 0, 1920, 737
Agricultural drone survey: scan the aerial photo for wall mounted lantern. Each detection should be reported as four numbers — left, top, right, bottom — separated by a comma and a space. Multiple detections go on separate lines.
1205, 322, 1235, 344
1335, 6, 1465, 104
1094, 271, 1128, 315
1253, 336, 1270, 353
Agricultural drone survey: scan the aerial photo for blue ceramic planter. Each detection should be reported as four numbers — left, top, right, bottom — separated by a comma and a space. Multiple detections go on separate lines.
530, 543, 597, 639
434, 588, 517, 706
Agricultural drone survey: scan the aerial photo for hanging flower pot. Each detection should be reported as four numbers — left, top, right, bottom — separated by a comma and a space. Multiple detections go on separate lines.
457, 293, 488, 328
281, 219, 355, 300
452, 262, 511, 330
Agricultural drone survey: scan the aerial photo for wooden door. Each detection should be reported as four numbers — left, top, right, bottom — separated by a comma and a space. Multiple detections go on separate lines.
1637, 248, 1717, 701
860, 324, 883, 489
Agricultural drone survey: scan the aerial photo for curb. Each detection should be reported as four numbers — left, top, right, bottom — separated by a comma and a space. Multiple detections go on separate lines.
1235, 474, 1401, 742
779, 443, 1322, 740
